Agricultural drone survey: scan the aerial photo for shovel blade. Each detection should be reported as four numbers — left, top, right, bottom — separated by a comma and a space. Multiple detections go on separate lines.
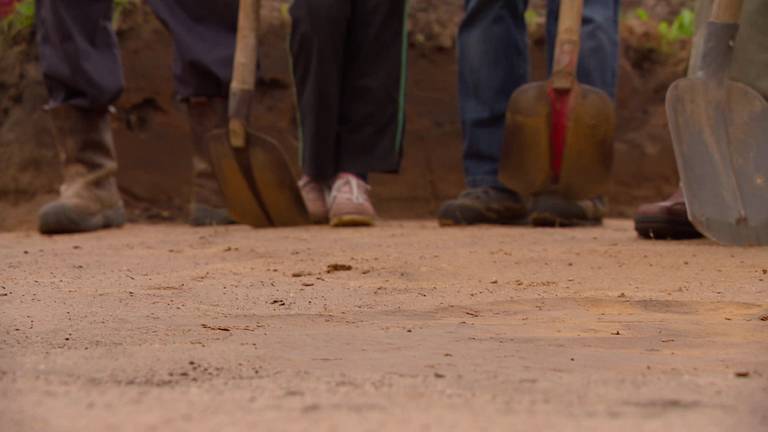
246, 130, 310, 227
667, 78, 768, 245
500, 82, 615, 200
207, 129, 271, 227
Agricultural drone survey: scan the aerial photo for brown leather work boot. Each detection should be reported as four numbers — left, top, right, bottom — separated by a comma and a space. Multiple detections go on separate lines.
186, 98, 236, 226
38, 106, 126, 235
634, 189, 703, 240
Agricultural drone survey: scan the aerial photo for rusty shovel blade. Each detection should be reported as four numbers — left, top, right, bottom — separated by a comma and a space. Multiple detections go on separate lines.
246, 130, 310, 227
499, 81, 615, 200
207, 128, 271, 227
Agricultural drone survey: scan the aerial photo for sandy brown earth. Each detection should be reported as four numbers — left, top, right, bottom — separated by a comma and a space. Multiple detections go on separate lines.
1, 220, 766, 431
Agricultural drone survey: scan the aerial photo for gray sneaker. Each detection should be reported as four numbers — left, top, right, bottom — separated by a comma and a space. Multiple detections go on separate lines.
328, 173, 375, 227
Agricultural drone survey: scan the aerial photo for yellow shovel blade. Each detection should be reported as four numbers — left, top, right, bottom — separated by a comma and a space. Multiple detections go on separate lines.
246, 130, 310, 227
207, 129, 271, 227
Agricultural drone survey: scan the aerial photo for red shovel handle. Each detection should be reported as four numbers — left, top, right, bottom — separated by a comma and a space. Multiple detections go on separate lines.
551, 0, 584, 91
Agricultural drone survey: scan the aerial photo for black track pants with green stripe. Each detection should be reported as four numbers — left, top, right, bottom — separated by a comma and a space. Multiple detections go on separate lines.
289, 0, 408, 181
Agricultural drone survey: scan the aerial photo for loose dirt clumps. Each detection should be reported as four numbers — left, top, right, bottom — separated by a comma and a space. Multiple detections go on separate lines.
1, 220, 766, 430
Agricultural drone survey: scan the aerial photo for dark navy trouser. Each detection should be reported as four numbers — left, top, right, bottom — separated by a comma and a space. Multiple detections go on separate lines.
36, 0, 238, 109
289, 0, 408, 181
459, 0, 620, 189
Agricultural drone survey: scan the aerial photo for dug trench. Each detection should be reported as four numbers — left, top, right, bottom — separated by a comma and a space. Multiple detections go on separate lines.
0, 0, 683, 230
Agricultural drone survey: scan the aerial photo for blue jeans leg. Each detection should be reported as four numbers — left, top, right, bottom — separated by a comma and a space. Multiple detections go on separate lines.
546, 0, 620, 98
458, 0, 529, 190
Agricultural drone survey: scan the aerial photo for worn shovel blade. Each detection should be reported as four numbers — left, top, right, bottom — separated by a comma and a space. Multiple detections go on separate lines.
500, 82, 615, 200
207, 129, 271, 227
246, 130, 310, 227
667, 78, 768, 246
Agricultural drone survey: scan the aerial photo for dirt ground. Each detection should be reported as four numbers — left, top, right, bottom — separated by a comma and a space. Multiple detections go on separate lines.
1, 221, 766, 431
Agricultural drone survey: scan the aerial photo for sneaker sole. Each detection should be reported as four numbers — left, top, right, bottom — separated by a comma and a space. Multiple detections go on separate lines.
529, 211, 602, 228
330, 215, 374, 227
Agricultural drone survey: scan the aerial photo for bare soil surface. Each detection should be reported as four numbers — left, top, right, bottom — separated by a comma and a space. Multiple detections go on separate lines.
1, 221, 766, 431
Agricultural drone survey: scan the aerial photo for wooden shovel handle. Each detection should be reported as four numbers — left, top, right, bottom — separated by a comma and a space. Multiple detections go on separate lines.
711, 0, 743, 24
231, 0, 260, 93
551, 0, 584, 90
229, 0, 260, 148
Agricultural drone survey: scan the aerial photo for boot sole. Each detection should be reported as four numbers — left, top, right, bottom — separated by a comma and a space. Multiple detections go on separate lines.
437, 205, 528, 227
330, 215, 374, 227
39, 205, 126, 235
529, 211, 602, 228
635, 216, 703, 240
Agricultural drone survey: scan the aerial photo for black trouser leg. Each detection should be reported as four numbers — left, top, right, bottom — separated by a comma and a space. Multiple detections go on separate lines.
290, 0, 407, 180
147, 0, 238, 100
337, 0, 408, 176
289, 0, 352, 181
36, 0, 124, 109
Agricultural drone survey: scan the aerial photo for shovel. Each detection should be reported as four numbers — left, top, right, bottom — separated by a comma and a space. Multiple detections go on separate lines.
667, 0, 768, 246
207, 0, 309, 227
499, 0, 615, 200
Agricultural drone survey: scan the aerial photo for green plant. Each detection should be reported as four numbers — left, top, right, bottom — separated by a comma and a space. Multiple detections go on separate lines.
524, 9, 541, 33
1, 0, 137, 33
633, 8, 650, 22
0, 0, 34, 40
658, 8, 695, 49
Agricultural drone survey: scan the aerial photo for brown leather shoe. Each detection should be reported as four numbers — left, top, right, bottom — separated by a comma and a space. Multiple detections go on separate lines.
634, 189, 703, 239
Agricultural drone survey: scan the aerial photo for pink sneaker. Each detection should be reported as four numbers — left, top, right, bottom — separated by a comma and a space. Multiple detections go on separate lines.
328, 173, 375, 227
298, 176, 329, 224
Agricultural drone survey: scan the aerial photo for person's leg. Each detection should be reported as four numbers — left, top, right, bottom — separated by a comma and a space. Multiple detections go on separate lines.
289, 0, 352, 182
35, 0, 125, 234
146, 0, 238, 226
36, 0, 124, 109
145, 0, 237, 100
319, 0, 407, 227
459, 0, 530, 189
438, 0, 529, 226
289, 0, 353, 225
335, 0, 408, 177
